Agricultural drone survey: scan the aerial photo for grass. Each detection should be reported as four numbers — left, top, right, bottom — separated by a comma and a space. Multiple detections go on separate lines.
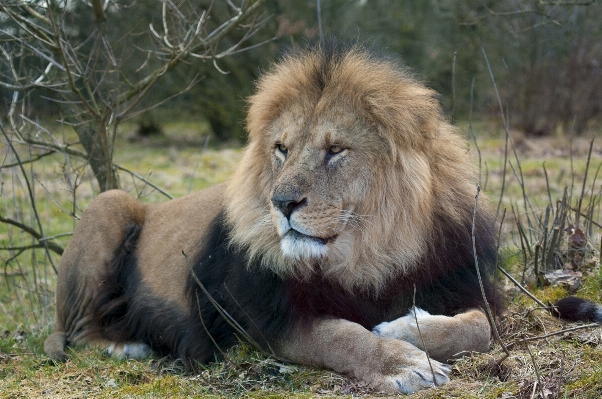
1, 121, 602, 398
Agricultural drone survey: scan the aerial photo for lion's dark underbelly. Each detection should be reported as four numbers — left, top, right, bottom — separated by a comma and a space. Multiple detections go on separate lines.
92, 211, 501, 369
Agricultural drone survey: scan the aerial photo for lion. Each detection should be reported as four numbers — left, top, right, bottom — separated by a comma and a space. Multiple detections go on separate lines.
44, 42, 504, 394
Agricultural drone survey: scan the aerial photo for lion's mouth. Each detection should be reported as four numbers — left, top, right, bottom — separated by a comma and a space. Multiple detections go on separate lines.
286, 229, 337, 245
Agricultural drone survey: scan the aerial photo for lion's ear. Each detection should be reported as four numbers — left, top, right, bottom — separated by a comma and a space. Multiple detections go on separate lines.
360, 85, 444, 151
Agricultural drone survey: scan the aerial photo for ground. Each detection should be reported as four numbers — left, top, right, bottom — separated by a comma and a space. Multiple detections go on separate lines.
1, 121, 601, 398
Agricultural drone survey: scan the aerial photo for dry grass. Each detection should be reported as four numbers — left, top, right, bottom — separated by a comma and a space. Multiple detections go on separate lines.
1, 123, 601, 398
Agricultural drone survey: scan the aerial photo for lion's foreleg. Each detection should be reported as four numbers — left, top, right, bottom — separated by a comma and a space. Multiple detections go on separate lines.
276, 318, 450, 394
372, 309, 491, 363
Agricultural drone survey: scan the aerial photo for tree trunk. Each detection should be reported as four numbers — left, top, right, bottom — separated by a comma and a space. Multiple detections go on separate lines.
74, 119, 119, 192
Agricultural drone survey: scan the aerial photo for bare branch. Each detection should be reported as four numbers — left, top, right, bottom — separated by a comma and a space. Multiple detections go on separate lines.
0, 151, 56, 170
498, 266, 548, 308
114, 164, 174, 199
118, 74, 203, 122
506, 322, 601, 349
0, 4, 56, 46
0, 28, 65, 72
9, 136, 88, 161
46, 10, 100, 117
203, 0, 267, 45
0, 215, 64, 256
91, 0, 107, 22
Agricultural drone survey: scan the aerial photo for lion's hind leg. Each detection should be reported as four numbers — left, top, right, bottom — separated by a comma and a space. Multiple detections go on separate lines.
372, 309, 491, 363
45, 190, 146, 361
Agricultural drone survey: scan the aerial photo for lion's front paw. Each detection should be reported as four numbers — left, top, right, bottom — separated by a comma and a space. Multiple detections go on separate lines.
368, 339, 451, 394
377, 359, 450, 394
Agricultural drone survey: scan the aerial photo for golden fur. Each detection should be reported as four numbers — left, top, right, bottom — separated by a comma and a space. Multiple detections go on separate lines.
225, 46, 480, 292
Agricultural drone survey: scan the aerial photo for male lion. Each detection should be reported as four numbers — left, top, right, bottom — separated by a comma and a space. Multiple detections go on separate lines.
45, 42, 503, 394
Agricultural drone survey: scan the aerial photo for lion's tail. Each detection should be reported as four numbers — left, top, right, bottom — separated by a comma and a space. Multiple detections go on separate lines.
553, 296, 602, 323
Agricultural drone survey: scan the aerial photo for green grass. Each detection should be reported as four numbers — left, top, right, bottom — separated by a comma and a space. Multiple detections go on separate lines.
1, 123, 602, 398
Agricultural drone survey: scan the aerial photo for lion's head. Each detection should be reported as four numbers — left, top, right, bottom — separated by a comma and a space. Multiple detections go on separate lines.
225, 43, 480, 293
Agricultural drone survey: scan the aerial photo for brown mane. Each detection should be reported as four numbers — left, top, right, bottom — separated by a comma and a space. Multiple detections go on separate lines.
225, 43, 487, 292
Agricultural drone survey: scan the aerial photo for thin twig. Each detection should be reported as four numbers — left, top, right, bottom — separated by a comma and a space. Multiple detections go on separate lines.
451, 51, 456, 125
567, 207, 602, 228
493, 208, 506, 322
183, 250, 287, 362
542, 162, 554, 210
317, 0, 324, 44
194, 291, 232, 364
557, 351, 566, 399
412, 284, 437, 385
482, 47, 537, 232
524, 340, 544, 399
497, 266, 547, 308
533, 243, 541, 287
0, 124, 60, 271
114, 164, 173, 199
576, 137, 595, 225
506, 322, 600, 349
34, 175, 80, 220
0, 151, 56, 169
469, 76, 482, 186
223, 283, 276, 356
0, 244, 48, 252
472, 185, 510, 360
482, 47, 509, 220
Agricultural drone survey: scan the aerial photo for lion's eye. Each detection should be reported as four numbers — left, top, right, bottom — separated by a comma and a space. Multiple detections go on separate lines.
276, 143, 288, 157
328, 146, 343, 155
325, 145, 346, 165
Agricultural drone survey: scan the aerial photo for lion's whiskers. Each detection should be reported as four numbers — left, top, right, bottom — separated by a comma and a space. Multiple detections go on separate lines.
338, 210, 374, 231
254, 210, 272, 227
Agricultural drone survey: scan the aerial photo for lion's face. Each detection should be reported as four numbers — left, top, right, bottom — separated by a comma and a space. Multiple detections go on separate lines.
267, 102, 377, 261
225, 45, 478, 292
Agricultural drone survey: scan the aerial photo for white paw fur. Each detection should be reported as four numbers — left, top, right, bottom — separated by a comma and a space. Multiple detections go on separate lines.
372, 307, 431, 339
107, 342, 152, 360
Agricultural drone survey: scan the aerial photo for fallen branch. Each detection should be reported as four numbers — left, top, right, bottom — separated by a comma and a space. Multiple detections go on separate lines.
497, 265, 547, 308
506, 322, 600, 349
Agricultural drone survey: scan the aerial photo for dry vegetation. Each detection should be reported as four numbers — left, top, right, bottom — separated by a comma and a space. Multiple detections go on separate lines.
1, 121, 601, 398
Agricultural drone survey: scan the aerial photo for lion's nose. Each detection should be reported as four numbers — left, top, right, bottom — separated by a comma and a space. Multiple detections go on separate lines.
271, 196, 307, 219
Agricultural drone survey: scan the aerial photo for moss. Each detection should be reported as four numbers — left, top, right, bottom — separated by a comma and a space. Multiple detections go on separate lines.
579, 266, 602, 302
566, 364, 602, 398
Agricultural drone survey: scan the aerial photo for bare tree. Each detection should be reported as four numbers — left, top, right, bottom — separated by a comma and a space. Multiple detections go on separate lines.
0, 2, 269, 326
1, 0, 268, 191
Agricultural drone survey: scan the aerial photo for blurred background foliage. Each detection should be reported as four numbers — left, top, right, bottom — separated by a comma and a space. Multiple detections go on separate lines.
2, 0, 601, 141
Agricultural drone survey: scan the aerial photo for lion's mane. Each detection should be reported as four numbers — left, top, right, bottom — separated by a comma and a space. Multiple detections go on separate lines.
225, 42, 491, 293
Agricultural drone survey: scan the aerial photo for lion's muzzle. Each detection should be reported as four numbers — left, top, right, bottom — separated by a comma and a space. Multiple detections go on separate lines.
270, 191, 337, 260
271, 195, 307, 219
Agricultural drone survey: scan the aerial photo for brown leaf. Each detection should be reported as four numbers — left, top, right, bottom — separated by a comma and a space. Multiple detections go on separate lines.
544, 269, 583, 292
567, 224, 587, 250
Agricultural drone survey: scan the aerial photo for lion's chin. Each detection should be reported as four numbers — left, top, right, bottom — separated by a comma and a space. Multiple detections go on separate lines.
280, 229, 332, 260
